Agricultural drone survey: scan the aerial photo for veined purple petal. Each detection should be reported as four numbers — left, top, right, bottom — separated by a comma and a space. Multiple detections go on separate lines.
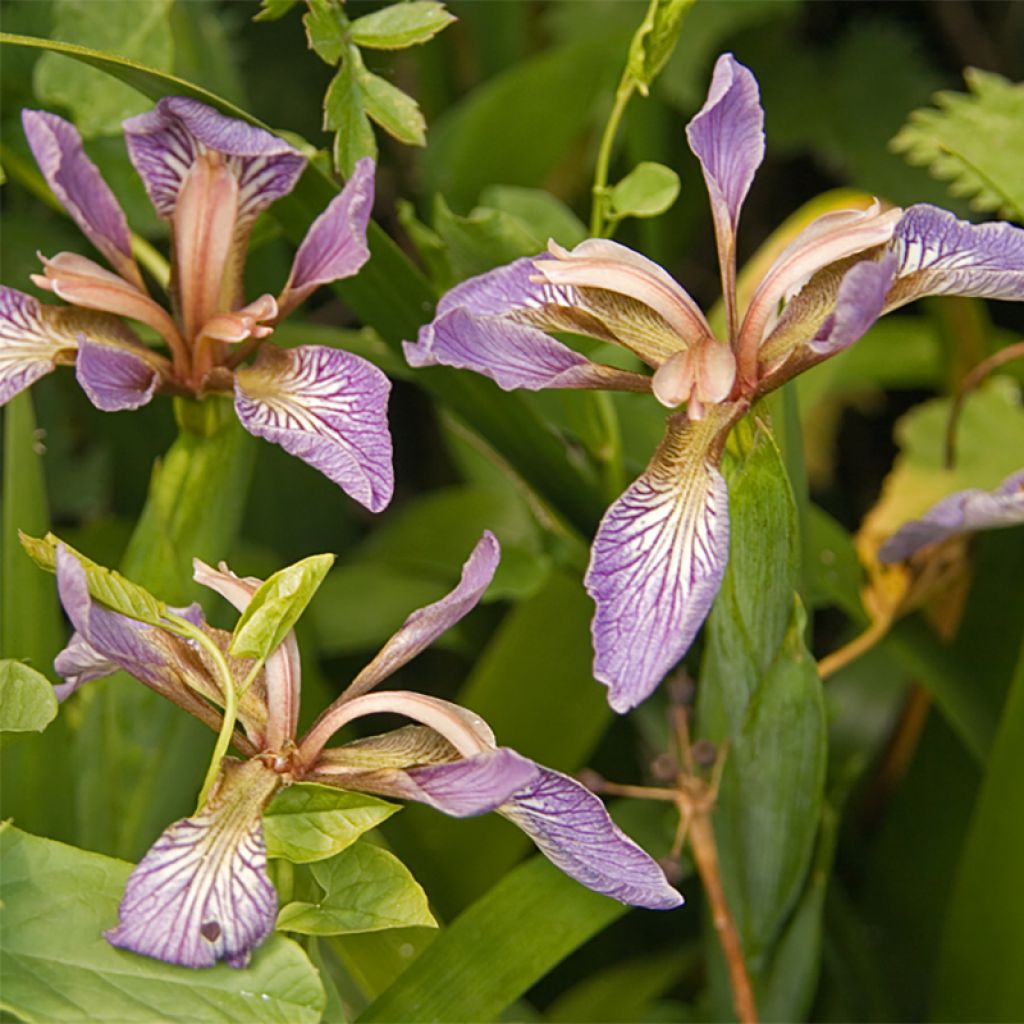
395, 747, 540, 816
0, 287, 77, 404
499, 766, 683, 910
685, 54, 764, 245
586, 407, 737, 712
123, 97, 306, 228
22, 110, 141, 287
280, 158, 375, 316
234, 344, 393, 511
887, 204, 1024, 309
75, 334, 162, 411
879, 470, 1024, 563
807, 255, 896, 356
344, 532, 500, 699
106, 759, 281, 969
406, 306, 649, 393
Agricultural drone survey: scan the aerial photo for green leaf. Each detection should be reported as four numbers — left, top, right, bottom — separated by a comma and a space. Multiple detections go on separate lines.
357, 66, 426, 146
0, 825, 326, 1022
699, 421, 826, 973
34, 0, 175, 137
254, 0, 299, 22
0, 661, 58, 733
478, 185, 587, 248
349, 1, 455, 50
20, 531, 167, 627
277, 842, 436, 935
931, 637, 1024, 1021
609, 161, 680, 220
358, 855, 628, 1022
626, 0, 695, 88
325, 53, 378, 176
892, 68, 1024, 221
264, 784, 400, 864
303, 0, 346, 64
230, 553, 335, 661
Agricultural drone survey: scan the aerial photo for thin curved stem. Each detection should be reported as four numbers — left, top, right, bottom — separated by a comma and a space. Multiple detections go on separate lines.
590, 83, 636, 237
817, 614, 893, 681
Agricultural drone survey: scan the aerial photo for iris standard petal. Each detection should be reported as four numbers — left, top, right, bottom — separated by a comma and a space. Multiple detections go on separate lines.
123, 97, 306, 227
879, 469, 1024, 563
234, 344, 393, 511
106, 758, 281, 969
499, 766, 683, 910
886, 204, 1024, 309
343, 532, 500, 700
279, 157, 375, 317
22, 110, 142, 288
75, 334, 164, 411
585, 405, 738, 712
0, 286, 80, 403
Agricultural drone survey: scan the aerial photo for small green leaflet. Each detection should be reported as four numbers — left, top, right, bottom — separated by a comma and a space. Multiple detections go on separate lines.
610, 162, 681, 221
349, 1, 455, 50
229, 553, 334, 661
19, 531, 167, 627
264, 783, 400, 863
302, 0, 345, 65
0, 661, 58, 733
276, 841, 436, 935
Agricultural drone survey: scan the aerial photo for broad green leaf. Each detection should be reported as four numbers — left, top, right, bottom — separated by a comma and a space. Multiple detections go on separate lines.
358, 66, 426, 146
892, 68, 1024, 220
303, 0, 346, 64
230, 554, 335, 661
0, 661, 58, 733
609, 161, 680, 219
931, 637, 1024, 1021
277, 842, 436, 935
325, 52, 378, 176
478, 185, 587, 248
34, 0, 175, 136
358, 855, 628, 1022
254, 0, 300, 22
0, 825, 326, 1022
699, 420, 826, 972
626, 0, 694, 88
20, 531, 167, 627
264, 784, 400, 864
349, 1, 455, 50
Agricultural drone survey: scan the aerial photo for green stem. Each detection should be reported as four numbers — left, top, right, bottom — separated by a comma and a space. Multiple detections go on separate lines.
590, 82, 637, 237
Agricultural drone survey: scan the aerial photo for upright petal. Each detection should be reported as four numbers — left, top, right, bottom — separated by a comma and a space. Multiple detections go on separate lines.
75, 334, 164, 411
123, 97, 306, 228
879, 470, 1024, 563
886, 204, 1024, 308
22, 110, 142, 288
499, 767, 683, 910
586, 405, 739, 712
0, 287, 78, 403
278, 158, 375, 318
234, 344, 393, 511
106, 758, 281, 969
343, 532, 500, 699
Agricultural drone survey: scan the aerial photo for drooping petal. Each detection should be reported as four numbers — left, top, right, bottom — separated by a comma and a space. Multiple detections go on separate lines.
585, 405, 738, 712
22, 110, 143, 288
342, 532, 500, 700
360, 747, 540, 817
53, 547, 232, 739
499, 766, 683, 910
807, 254, 897, 355
106, 758, 281, 969
75, 334, 163, 411
685, 54, 764, 238
0, 287, 79, 403
278, 157, 375, 317
879, 470, 1024, 563
123, 97, 306, 226
234, 344, 393, 511
885, 204, 1024, 309
193, 559, 301, 749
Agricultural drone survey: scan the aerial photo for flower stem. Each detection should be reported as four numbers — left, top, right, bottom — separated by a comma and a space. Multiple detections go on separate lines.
590, 82, 637, 237
817, 613, 893, 681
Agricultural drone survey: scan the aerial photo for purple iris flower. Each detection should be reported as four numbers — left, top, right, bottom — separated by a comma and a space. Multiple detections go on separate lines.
879, 469, 1024, 563
405, 53, 1024, 712
1, 99, 392, 511
49, 533, 681, 970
